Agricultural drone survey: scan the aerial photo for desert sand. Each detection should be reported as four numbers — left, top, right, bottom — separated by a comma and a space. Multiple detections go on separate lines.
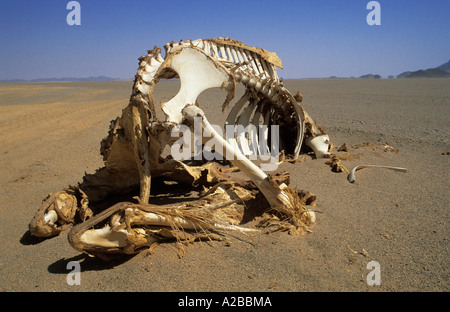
0, 78, 448, 292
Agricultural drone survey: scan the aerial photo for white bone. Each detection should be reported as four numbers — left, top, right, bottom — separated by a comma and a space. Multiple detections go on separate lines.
225, 46, 233, 61
191, 39, 204, 49
230, 46, 240, 63
156, 52, 164, 63
239, 73, 250, 84
260, 60, 271, 79
136, 81, 150, 94
248, 76, 257, 88
260, 105, 272, 156
269, 64, 278, 80
348, 165, 407, 183
253, 53, 266, 78
226, 92, 251, 126
219, 45, 227, 60
211, 43, 219, 58
239, 47, 249, 63
44, 210, 58, 225
134, 209, 258, 233
80, 226, 129, 248
235, 48, 245, 63
203, 40, 211, 56
250, 103, 263, 155
305, 135, 330, 158
235, 101, 257, 156
244, 50, 260, 75
162, 47, 230, 123
150, 57, 161, 67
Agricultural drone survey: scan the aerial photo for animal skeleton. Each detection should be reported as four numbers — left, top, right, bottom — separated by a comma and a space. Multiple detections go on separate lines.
29, 37, 329, 258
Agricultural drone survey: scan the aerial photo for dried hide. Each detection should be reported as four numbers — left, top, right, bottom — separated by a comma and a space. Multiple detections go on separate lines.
29, 37, 328, 259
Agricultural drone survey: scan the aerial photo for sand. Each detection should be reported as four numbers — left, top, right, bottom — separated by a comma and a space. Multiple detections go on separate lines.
0, 78, 448, 292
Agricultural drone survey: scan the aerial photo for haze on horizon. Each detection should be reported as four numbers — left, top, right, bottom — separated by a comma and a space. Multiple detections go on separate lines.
1, 0, 449, 80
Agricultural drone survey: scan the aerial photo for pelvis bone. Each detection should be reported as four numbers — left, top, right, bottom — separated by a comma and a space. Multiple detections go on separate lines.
29, 37, 327, 258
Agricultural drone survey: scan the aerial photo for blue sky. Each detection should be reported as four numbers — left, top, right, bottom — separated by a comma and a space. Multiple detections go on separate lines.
1, 0, 449, 79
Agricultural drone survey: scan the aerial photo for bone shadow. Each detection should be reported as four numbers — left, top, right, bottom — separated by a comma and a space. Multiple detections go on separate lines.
48, 253, 137, 274
20, 230, 52, 245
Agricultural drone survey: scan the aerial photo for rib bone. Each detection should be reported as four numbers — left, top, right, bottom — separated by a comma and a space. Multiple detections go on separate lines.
348, 165, 407, 183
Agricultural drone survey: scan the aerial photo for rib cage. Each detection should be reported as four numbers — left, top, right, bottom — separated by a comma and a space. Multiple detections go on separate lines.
128, 37, 328, 160
154, 38, 305, 158
164, 37, 280, 81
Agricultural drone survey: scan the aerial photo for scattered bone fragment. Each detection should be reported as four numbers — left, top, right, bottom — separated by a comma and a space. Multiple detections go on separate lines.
347, 165, 407, 183
337, 143, 348, 152
325, 154, 349, 174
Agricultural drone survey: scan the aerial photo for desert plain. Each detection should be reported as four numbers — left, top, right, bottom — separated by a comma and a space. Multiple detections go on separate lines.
0, 78, 448, 292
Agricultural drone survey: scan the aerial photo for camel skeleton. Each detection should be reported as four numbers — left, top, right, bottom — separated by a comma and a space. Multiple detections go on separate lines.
29, 37, 329, 258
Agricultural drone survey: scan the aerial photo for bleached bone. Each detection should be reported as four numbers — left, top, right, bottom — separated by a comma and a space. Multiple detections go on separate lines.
161, 47, 233, 124
348, 165, 407, 183
303, 110, 330, 158
183, 105, 315, 227
306, 134, 330, 158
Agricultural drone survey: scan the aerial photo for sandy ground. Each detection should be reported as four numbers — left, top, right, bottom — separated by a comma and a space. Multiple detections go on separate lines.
0, 78, 448, 292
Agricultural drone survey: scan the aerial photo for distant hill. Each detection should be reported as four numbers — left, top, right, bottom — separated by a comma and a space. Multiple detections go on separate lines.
359, 74, 381, 79
0, 76, 116, 82
397, 59, 450, 78
437, 59, 450, 71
